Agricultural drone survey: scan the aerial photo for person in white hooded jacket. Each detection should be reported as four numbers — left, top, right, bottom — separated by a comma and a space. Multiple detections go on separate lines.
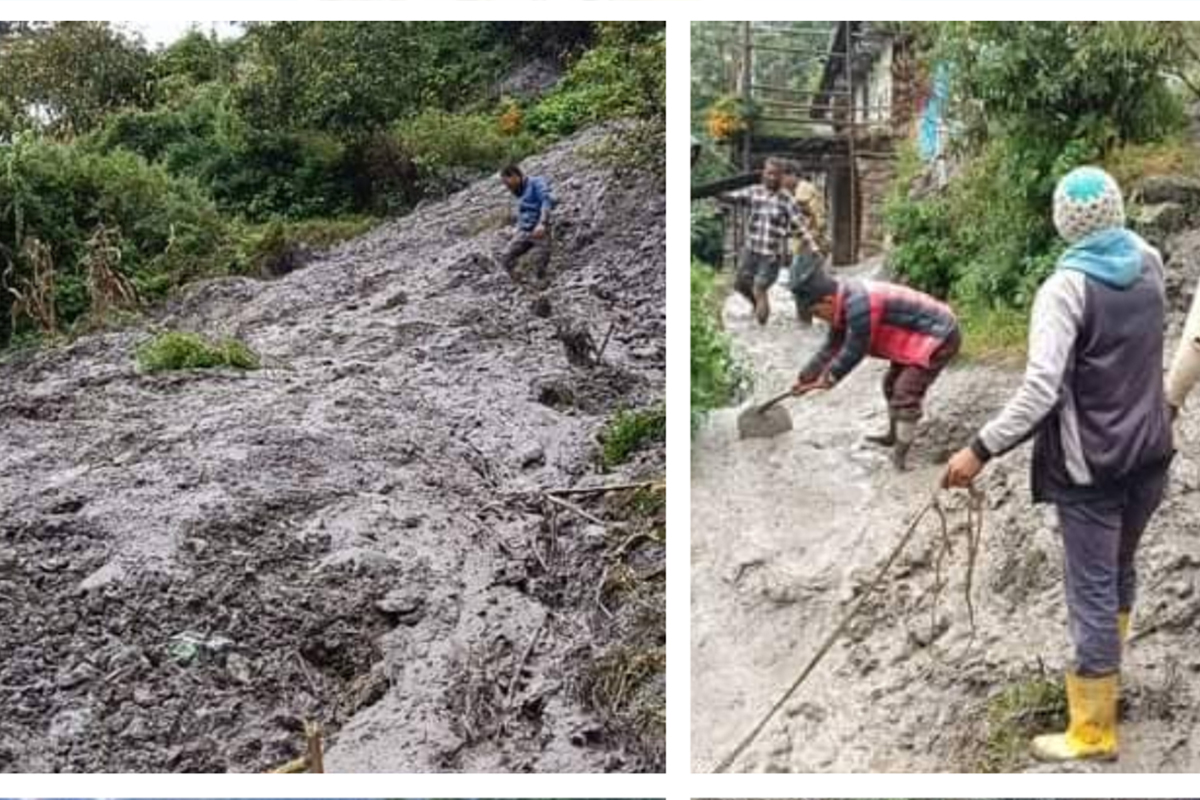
1166, 290, 1200, 416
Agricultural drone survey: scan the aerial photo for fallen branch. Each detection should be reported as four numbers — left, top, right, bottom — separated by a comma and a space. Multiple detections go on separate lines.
542, 491, 607, 526
595, 320, 618, 362
504, 617, 546, 710
512, 479, 660, 497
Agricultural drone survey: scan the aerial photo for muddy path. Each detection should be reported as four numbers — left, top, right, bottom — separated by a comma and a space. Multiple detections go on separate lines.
0, 125, 664, 773
692, 271, 1200, 773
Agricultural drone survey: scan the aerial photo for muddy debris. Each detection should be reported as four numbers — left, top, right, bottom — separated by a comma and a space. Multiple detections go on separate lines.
693, 270, 1200, 774
0, 125, 663, 773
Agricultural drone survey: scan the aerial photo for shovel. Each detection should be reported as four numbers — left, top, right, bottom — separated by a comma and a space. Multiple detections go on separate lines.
737, 383, 826, 439
737, 387, 805, 439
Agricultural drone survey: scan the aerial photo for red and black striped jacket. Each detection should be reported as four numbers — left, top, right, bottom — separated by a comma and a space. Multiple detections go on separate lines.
800, 279, 959, 384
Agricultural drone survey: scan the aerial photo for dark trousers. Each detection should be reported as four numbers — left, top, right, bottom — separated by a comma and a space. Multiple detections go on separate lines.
501, 227, 552, 279
1056, 464, 1169, 675
881, 328, 961, 421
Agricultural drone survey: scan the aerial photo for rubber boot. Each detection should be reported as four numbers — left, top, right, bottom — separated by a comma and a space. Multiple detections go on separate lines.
892, 420, 916, 471
753, 286, 771, 325
1030, 671, 1119, 762
866, 417, 897, 447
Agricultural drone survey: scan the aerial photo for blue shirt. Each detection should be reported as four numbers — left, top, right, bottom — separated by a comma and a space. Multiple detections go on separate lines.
515, 176, 553, 232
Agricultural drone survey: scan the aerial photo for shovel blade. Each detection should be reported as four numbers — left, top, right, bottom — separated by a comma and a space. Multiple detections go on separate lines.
737, 404, 793, 439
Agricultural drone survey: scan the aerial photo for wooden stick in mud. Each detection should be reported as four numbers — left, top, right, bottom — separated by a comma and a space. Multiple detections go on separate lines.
305, 721, 325, 773
538, 480, 662, 497
542, 491, 607, 526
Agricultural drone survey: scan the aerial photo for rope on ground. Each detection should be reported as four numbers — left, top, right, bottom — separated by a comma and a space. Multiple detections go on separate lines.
711, 485, 984, 774
924, 485, 985, 642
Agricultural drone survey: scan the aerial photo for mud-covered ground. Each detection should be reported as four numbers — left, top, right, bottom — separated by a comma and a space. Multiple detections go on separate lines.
0, 125, 664, 773
692, 260, 1200, 773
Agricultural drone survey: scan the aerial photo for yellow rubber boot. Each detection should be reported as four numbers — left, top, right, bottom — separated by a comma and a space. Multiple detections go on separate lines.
1118, 610, 1131, 647
1030, 671, 1119, 762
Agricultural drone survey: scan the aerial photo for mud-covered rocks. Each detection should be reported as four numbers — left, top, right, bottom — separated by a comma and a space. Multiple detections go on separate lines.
0, 124, 663, 773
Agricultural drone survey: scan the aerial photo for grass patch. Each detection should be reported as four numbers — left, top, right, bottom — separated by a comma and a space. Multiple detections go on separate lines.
136, 331, 261, 373
975, 674, 1066, 772
956, 301, 1029, 363
585, 643, 666, 751
1106, 136, 1200, 189
237, 216, 376, 277
599, 404, 665, 470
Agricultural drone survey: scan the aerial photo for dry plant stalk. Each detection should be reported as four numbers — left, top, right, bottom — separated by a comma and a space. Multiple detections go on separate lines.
6, 237, 58, 336
83, 224, 138, 323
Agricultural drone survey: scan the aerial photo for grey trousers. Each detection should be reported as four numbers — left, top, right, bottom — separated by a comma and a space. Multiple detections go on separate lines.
1057, 464, 1168, 675
501, 228, 551, 279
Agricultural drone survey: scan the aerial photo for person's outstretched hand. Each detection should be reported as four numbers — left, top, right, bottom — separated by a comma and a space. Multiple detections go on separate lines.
943, 446, 984, 488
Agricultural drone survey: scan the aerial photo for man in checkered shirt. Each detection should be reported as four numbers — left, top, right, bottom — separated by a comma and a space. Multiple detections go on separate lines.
725, 158, 805, 324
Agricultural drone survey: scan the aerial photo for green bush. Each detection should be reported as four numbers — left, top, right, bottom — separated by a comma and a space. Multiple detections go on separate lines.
600, 404, 666, 470
393, 110, 539, 181
0, 136, 231, 343
691, 259, 745, 429
527, 26, 664, 137
690, 200, 725, 267
885, 22, 1189, 323
136, 331, 260, 372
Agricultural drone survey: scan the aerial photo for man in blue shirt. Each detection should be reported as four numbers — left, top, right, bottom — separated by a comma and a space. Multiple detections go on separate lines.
500, 164, 554, 285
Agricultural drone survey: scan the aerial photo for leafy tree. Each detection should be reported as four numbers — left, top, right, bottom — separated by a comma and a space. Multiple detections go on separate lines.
887, 22, 1193, 313
237, 22, 499, 133
0, 22, 152, 135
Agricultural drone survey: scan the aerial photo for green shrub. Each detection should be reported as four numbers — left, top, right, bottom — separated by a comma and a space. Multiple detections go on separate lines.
527, 27, 664, 137
136, 331, 260, 372
886, 22, 1190, 325
584, 116, 665, 186
0, 136, 231, 344
691, 259, 745, 429
600, 404, 666, 469
393, 110, 539, 181
690, 200, 725, 268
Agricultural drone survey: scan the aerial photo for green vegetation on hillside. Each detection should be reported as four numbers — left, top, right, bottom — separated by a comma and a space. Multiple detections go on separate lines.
0, 21, 665, 348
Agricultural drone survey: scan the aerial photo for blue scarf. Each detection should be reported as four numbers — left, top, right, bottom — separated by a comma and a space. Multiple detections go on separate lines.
1057, 228, 1147, 289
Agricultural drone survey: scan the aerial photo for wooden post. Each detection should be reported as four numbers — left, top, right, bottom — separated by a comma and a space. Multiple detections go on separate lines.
741, 21, 753, 174
844, 22, 859, 264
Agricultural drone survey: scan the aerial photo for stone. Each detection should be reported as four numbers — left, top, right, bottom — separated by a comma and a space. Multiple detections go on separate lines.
375, 589, 426, 625
518, 443, 545, 469
1138, 174, 1200, 206
1135, 201, 1189, 244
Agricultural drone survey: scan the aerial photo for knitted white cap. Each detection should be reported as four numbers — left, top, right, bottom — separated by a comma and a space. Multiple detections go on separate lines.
1053, 166, 1125, 243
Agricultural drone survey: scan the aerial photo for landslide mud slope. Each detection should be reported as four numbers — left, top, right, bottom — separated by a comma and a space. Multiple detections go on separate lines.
0, 125, 665, 773
692, 270, 1200, 773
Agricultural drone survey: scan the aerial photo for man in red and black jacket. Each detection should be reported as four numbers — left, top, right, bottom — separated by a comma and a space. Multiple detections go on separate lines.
791, 265, 961, 470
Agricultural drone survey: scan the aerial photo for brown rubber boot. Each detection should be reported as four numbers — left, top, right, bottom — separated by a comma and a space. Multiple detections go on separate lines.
892, 420, 917, 471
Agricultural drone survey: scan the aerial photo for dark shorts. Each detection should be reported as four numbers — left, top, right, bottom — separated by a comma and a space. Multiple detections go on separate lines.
735, 251, 783, 297
882, 327, 961, 420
